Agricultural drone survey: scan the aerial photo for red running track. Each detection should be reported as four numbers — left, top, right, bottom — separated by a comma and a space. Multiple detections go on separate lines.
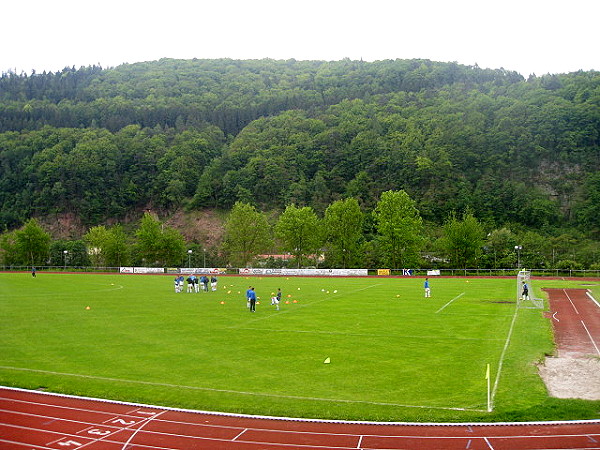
2, 289, 600, 450
543, 288, 600, 358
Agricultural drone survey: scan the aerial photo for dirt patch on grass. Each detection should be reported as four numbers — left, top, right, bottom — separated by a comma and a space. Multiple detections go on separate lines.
538, 357, 600, 400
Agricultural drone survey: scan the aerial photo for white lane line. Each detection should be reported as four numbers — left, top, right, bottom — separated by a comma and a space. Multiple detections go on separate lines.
563, 289, 580, 315
587, 291, 600, 309
120, 410, 167, 450
232, 428, 248, 441
580, 320, 600, 357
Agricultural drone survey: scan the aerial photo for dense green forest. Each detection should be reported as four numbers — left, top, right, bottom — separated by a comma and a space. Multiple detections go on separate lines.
0, 58, 599, 269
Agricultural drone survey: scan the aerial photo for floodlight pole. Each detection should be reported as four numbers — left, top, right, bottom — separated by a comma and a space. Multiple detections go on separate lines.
187, 249, 192, 268
515, 245, 522, 269
203, 248, 206, 269
63, 250, 68, 270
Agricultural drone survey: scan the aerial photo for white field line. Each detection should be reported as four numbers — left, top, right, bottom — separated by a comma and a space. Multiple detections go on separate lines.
0, 283, 125, 301
435, 293, 465, 313
0, 366, 483, 412
489, 304, 520, 412
233, 326, 505, 342
4, 385, 600, 427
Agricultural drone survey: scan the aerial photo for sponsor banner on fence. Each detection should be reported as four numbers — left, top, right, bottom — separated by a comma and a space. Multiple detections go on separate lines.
119, 267, 165, 274
134, 267, 165, 274
377, 269, 391, 276
178, 268, 227, 275
238, 268, 368, 276
427, 269, 441, 276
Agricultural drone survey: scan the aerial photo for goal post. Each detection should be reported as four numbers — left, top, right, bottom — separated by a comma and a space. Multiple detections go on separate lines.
517, 269, 544, 309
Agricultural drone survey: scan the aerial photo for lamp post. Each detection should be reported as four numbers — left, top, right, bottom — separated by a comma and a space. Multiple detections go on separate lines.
203, 248, 206, 269
63, 250, 68, 270
187, 249, 192, 268
515, 245, 522, 269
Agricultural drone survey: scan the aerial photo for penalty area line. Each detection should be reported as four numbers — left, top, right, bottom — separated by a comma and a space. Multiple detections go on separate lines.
436, 293, 465, 313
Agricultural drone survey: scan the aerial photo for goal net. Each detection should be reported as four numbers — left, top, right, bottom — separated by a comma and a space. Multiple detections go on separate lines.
516, 269, 544, 309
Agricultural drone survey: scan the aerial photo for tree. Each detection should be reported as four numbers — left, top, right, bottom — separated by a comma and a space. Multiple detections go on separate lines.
14, 219, 51, 266
84, 225, 110, 267
374, 190, 424, 269
135, 213, 186, 266
221, 201, 272, 267
275, 204, 323, 267
484, 228, 516, 269
441, 210, 484, 268
104, 225, 129, 267
0, 231, 18, 265
324, 198, 363, 268
576, 173, 600, 238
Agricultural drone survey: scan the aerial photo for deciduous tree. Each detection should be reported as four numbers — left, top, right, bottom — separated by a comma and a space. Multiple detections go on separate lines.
275, 204, 323, 267
221, 201, 272, 267
324, 198, 363, 268
14, 219, 51, 266
441, 210, 484, 268
135, 213, 185, 266
374, 190, 423, 269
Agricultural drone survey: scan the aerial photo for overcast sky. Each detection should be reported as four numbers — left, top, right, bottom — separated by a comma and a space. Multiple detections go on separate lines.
3, 0, 598, 77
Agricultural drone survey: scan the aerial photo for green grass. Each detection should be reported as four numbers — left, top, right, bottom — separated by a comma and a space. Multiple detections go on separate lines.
1, 272, 599, 422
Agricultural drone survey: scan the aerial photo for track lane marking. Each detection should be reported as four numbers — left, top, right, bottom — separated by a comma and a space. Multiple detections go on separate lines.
563, 289, 580, 315
232, 428, 247, 441
580, 320, 600, 357
119, 410, 167, 450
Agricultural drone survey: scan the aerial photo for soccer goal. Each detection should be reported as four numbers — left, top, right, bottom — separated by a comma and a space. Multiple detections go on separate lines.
516, 269, 544, 309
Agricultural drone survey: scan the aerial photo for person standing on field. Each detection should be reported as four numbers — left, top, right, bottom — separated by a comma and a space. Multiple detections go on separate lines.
246, 286, 253, 309
200, 275, 209, 292
248, 287, 257, 312
271, 288, 282, 310
424, 278, 431, 298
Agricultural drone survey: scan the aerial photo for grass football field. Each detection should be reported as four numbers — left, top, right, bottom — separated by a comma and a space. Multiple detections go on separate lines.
1, 272, 599, 422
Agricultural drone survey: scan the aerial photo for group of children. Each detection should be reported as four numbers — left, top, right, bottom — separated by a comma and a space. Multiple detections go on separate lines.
174, 274, 218, 293
174, 276, 283, 313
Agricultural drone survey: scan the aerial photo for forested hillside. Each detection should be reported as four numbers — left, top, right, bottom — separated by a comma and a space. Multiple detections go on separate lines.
0, 58, 599, 268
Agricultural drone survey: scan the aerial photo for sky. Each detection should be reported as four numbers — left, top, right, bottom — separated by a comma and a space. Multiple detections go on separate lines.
3, 0, 599, 77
